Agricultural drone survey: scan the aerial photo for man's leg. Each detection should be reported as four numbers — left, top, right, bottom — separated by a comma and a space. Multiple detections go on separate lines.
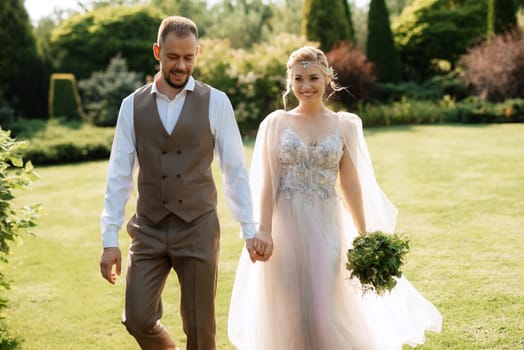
123, 215, 177, 350
169, 210, 220, 350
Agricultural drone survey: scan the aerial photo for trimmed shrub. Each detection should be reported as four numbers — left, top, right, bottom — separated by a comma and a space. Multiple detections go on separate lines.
8, 118, 114, 165
357, 97, 448, 126
460, 30, 524, 102
48, 73, 84, 120
78, 56, 143, 127
325, 42, 376, 109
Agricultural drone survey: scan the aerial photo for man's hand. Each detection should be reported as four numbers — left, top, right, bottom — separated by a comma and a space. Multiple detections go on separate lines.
245, 238, 257, 263
100, 247, 122, 285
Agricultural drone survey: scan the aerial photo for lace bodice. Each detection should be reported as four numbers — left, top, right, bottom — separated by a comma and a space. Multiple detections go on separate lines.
278, 126, 343, 201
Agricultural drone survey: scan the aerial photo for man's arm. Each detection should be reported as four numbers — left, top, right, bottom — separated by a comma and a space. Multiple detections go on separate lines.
99, 95, 137, 283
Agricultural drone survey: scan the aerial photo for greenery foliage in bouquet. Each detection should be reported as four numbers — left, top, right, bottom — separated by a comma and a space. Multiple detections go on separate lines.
346, 231, 410, 296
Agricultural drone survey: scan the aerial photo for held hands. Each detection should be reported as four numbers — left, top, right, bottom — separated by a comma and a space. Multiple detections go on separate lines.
246, 231, 273, 263
99, 247, 122, 284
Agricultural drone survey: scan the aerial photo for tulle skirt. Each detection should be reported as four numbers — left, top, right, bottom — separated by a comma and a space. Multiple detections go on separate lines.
228, 193, 442, 350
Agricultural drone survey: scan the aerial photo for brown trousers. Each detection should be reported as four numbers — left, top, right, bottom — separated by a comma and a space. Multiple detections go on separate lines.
122, 210, 220, 350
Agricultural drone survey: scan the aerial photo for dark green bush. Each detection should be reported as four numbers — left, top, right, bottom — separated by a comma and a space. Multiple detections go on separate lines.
48, 73, 84, 121
370, 72, 468, 103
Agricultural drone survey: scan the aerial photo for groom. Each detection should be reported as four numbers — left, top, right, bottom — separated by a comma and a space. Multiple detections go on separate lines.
99, 16, 272, 349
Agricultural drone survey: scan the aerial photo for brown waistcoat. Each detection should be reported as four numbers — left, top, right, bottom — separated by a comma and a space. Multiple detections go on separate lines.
133, 82, 217, 223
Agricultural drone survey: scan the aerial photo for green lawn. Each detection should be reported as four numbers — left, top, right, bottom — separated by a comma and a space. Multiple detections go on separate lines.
3, 124, 523, 349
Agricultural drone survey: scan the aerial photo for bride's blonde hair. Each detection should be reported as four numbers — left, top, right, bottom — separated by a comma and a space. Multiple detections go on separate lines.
282, 46, 343, 109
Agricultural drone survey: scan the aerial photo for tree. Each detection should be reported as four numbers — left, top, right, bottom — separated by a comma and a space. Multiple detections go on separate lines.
394, 0, 487, 81
366, 0, 401, 82
0, 0, 46, 119
50, 5, 165, 80
487, 0, 518, 35
205, 0, 274, 48
302, 0, 354, 51
150, 0, 211, 37
342, 0, 356, 43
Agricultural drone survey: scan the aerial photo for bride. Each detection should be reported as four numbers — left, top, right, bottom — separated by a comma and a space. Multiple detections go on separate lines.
228, 46, 442, 349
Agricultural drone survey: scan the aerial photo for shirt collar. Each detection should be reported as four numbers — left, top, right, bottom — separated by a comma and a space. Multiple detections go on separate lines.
150, 75, 195, 97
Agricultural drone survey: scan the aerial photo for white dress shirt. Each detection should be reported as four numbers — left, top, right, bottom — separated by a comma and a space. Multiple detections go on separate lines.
100, 76, 256, 247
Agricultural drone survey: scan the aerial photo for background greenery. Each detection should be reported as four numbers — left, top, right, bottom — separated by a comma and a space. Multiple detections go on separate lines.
3, 124, 523, 349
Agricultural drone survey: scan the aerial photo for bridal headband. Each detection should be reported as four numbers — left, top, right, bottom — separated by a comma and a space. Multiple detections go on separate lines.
294, 61, 322, 69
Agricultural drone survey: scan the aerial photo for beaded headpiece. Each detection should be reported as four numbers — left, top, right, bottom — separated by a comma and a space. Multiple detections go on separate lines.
295, 60, 322, 69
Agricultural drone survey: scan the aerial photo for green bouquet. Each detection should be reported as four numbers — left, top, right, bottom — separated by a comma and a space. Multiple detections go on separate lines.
346, 231, 410, 296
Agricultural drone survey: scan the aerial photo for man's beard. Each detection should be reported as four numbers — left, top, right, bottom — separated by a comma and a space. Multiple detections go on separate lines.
164, 69, 190, 89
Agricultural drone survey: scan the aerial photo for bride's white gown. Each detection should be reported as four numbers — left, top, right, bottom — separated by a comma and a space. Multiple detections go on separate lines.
228, 113, 442, 350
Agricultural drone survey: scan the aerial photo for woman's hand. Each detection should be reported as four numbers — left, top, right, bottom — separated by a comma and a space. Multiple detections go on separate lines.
253, 230, 274, 262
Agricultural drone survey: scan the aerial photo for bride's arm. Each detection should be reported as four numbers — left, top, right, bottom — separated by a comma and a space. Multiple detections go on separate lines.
250, 112, 284, 261
339, 122, 367, 235
255, 136, 274, 257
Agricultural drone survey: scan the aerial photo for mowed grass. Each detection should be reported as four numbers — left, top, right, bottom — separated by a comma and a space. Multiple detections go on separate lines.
3, 124, 523, 349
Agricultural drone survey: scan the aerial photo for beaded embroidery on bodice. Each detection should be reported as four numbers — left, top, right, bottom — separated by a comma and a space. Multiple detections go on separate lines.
278, 126, 343, 201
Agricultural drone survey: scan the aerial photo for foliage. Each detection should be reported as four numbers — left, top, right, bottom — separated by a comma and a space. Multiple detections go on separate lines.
394, 0, 488, 81
78, 56, 143, 127
367, 0, 402, 82
487, 0, 518, 35
302, 0, 354, 51
0, 0, 46, 119
50, 5, 164, 79
325, 42, 376, 108
0, 127, 40, 346
346, 231, 410, 295
48, 73, 84, 121
460, 30, 524, 102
